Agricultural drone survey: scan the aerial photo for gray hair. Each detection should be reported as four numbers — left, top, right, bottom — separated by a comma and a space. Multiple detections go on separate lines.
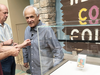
23, 5, 39, 16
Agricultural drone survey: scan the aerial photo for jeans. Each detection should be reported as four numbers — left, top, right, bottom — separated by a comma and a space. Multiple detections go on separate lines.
1, 56, 16, 75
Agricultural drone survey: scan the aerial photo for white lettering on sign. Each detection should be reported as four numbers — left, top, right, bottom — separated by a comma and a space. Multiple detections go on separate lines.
71, 28, 99, 41
95, 29, 98, 40
70, 0, 88, 5
81, 0, 88, 2
82, 29, 92, 40
71, 29, 79, 40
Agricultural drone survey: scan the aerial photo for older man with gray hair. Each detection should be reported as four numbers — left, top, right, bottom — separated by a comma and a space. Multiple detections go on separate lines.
23, 5, 64, 75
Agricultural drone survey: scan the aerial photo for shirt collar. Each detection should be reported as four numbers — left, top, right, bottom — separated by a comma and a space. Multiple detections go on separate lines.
30, 20, 43, 31
0, 23, 6, 27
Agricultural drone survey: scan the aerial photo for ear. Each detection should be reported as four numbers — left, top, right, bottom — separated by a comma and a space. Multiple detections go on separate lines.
38, 14, 39, 17
37, 14, 40, 19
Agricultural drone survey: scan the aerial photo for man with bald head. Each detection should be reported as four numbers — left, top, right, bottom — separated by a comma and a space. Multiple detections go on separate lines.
0, 4, 16, 75
0, 38, 31, 75
23, 5, 64, 75
0, 4, 8, 25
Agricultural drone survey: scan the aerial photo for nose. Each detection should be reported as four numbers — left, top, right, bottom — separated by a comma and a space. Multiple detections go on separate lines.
6, 13, 8, 17
28, 18, 32, 22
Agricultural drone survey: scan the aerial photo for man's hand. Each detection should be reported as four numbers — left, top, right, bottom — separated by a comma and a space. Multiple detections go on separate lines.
24, 63, 29, 68
10, 46, 20, 56
13, 43, 18, 46
4, 39, 13, 46
22, 39, 31, 47
14, 39, 31, 49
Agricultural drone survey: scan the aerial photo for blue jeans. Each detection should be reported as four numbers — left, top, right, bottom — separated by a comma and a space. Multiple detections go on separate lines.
1, 56, 16, 75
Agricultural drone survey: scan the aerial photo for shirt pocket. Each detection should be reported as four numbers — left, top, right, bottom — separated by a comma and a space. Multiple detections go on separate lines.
39, 40, 48, 49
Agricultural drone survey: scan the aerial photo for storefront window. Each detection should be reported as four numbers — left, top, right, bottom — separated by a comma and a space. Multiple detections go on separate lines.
37, 22, 100, 75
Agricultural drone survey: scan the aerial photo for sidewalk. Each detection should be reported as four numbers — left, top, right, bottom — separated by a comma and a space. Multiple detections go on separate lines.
15, 64, 31, 75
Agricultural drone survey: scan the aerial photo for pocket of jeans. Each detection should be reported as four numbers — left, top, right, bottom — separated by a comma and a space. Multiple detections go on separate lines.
1, 57, 9, 62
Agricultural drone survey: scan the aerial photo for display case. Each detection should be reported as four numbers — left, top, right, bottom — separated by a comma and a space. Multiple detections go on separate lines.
37, 23, 100, 75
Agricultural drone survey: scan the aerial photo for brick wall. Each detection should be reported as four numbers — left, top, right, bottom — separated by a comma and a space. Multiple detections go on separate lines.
34, 0, 56, 25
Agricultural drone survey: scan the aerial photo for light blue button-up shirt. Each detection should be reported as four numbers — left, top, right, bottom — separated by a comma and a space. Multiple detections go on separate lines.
0, 23, 13, 42
23, 20, 64, 75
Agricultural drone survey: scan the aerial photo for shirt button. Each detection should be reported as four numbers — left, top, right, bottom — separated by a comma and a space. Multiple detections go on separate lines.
32, 67, 34, 69
31, 47, 33, 48
31, 54, 33, 55
32, 61, 33, 62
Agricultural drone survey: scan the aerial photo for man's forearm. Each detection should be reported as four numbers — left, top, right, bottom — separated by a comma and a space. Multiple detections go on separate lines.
15, 39, 31, 49
0, 46, 13, 52
16, 44, 25, 49
0, 50, 12, 60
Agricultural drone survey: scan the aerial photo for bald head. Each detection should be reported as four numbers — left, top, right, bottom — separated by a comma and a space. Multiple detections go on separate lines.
0, 4, 8, 11
0, 4, 8, 24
